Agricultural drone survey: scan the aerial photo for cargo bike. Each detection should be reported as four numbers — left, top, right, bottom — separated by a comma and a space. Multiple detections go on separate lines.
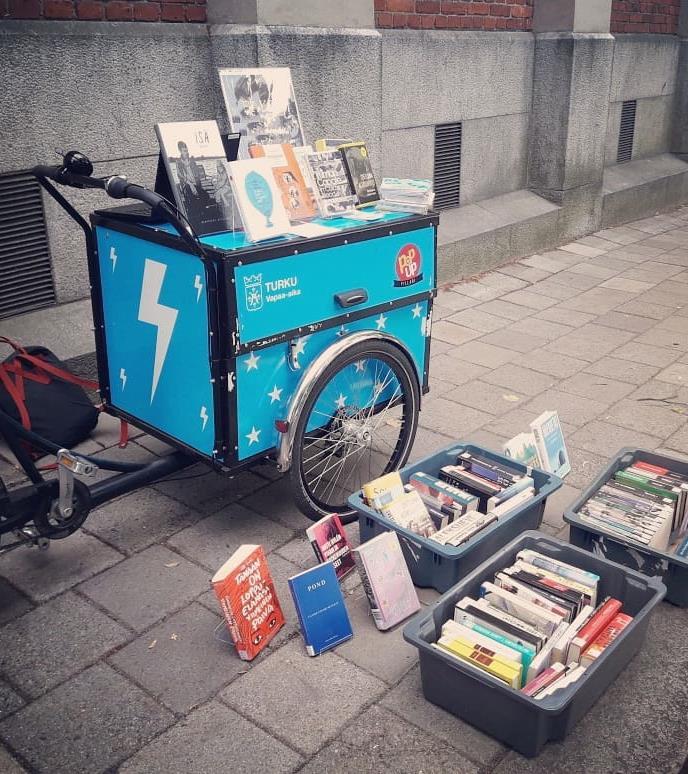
0, 151, 439, 553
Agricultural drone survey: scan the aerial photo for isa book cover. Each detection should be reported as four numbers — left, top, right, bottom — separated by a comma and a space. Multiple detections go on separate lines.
288, 562, 353, 656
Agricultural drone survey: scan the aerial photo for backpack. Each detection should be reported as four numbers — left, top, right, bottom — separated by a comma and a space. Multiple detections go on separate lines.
0, 337, 100, 457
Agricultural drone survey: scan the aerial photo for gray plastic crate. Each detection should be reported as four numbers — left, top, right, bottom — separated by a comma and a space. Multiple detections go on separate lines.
403, 530, 666, 757
348, 442, 562, 592
564, 447, 688, 607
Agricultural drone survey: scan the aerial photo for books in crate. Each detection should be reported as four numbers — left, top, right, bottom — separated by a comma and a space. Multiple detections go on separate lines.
431, 548, 633, 697
575, 457, 688, 557
360, 449, 538, 547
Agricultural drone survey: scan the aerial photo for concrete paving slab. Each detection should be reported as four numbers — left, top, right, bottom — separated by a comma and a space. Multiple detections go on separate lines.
0, 663, 174, 774
418, 397, 493, 437
560, 242, 606, 258
431, 320, 482, 346
449, 340, 518, 369
300, 705, 478, 774
569, 421, 662, 459
558, 371, 636, 406
476, 272, 529, 294
542, 483, 580, 531
408, 426, 456, 463
560, 287, 635, 314
380, 665, 506, 767
614, 340, 682, 367
505, 317, 575, 342
481, 363, 557, 397
84, 488, 204, 555
564, 446, 611, 489
220, 638, 386, 756
525, 279, 584, 301
238, 475, 312, 532
604, 397, 688, 439
108, 602, 251, 714
497, 263, 552, 282
0, 745, 26, 773
522, 389, 607, 428
591, 310, 656, 333
79, 545, 209, 632
566, 261, 619, 280
478, 299, 535, 321
0, 682, 23, 721
0, 591, 129, 699
500, 289, 560, 311
654, 361, 688, 386
476, 330, 550, 354
335, 587, 418, 685
452, 281, 503, 302
0, 580, 32, 626
435, 287, 480, 312
447, 308, 511, 334
584, 356, 661, 385
119, 701, 303, 774
633, 327, 688, 352
0, 532, 123, 603
447, 379, 526, 416
547, 270, 602, 290
544, 323, 635, 362
166, 504, 294, 574
523, 348, 589, 379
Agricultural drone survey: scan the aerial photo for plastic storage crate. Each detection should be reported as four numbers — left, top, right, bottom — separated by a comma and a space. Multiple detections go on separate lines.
403, 530, 666, 757
564, 447, 688, 607
348, 442, 562, 592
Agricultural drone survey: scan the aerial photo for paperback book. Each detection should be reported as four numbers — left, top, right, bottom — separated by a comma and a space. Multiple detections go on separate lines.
228, 158, 292, 242
288, 562, 353, 656
212, 544, 285, 661
248, 143, 316, 221
530, 411, 571, 479
353, 531, 420, 630
155, 120, 237, 235
306, 513, 355, 581
338, 142, 379, 206
306, 151, 358, 217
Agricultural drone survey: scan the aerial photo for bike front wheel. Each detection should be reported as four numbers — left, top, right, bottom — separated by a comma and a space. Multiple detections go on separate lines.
289, 338, 420, 523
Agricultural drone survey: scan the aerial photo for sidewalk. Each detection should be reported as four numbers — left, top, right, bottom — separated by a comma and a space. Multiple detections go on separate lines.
2, 206, 688, 773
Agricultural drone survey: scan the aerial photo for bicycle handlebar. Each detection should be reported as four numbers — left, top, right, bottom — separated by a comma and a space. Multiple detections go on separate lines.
31, 152, 205, 257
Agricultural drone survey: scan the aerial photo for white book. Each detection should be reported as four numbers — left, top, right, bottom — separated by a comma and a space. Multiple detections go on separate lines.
503, 432, 540, 469
228, 158, 291, 242
536, 663, 586, 698
513, 560, 597, 607
516, 549, 600, 588
525, 621, 570, 683
480, 582, 565, 637
441, 620, 523, 664
488, 487, 535, 518
530, 410, 571, 478
494, 573, 571, 621
551, 604, 595, 664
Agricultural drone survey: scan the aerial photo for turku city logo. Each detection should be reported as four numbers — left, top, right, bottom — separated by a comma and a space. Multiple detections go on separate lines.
244, 273, 263, 312
394, 244, 423, 287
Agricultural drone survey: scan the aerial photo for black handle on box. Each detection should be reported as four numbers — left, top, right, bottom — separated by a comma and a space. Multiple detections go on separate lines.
334, 288, 368, 308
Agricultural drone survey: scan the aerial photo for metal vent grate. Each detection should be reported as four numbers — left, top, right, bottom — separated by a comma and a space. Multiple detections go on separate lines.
617, 100, 637, 164
0, 172, 56, 319
434, 122, 462, 210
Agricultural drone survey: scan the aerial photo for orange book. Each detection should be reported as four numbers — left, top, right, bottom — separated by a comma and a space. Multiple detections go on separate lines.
568, 597, 622, 663
249, 143, 316, 221
581, 613, 633, 666
212, 544, 285, 661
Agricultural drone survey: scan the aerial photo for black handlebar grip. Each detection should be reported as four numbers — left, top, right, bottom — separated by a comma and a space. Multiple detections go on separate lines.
31, 164, 63, 181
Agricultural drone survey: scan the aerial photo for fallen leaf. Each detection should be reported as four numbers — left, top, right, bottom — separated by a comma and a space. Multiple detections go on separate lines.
164, 562, 179, 568
148, 639, 157, 650
502, 394, 520, 402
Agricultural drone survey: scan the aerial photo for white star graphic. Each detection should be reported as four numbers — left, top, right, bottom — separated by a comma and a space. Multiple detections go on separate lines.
245, 351, 260, 371
354, 359, 366, 373
338, 324, 348, 336
412, 303, 423, 319
246, 426, 261, 445
268, 385, 283, 404
293, 337, 307, 356
423, 311, 432, 337
376, 313, 387, 330
335, 393, 347, 409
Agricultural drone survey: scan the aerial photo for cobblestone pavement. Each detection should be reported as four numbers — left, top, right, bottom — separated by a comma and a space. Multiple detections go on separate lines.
2, 207, 688, 773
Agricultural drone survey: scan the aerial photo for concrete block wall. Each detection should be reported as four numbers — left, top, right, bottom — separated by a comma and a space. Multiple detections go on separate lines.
605, 34, 680, 165
380, 30, 533, 205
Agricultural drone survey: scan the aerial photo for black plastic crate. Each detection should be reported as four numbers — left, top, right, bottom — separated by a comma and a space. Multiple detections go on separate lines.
564, 447, 688, 607
348, 442, 562, 592
403, 530, 665, 757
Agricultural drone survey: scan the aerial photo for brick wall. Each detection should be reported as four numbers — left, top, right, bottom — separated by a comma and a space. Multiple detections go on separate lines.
610, 0, 680, 33
375, 0, 534, 30
2, 0, 206, 21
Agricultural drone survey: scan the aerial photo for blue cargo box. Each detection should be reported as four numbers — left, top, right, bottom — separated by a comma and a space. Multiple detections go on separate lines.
403, 530, 665, 757
348, 442, 562, 592
564, 447, 688, 607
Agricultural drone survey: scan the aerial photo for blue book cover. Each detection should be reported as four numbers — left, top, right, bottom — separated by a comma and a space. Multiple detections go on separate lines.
288, 562, 353, 656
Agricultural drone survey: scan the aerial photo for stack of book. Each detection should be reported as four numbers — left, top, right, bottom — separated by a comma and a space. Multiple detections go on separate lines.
433, 548, 633, 698
576, 459, 688, 557
376, 178, 434, 215
361, 449, 537, 547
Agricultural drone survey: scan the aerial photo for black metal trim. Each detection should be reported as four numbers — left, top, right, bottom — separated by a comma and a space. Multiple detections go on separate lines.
87, 222, 112, 405
422, 221, 438, 395
232, 288, 436, 356
90, 211, 439, 267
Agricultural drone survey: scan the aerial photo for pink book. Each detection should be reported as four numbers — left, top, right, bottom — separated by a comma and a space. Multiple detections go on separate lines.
353, 531, 420, 630
521, 662, 567, 697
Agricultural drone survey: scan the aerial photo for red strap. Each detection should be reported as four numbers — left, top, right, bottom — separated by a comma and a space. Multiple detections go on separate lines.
0, 336, 28, 355
119, 419, 129, 449
14, 352, 99, 392
0, 364, 31, 431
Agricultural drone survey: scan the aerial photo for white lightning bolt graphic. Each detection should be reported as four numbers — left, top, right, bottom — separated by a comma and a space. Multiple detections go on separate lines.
200, 405, 209, 431
138, 259, 178, 403
194, 274, 203, 302
110, 246, 118, 272
119, 368, 127, 390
